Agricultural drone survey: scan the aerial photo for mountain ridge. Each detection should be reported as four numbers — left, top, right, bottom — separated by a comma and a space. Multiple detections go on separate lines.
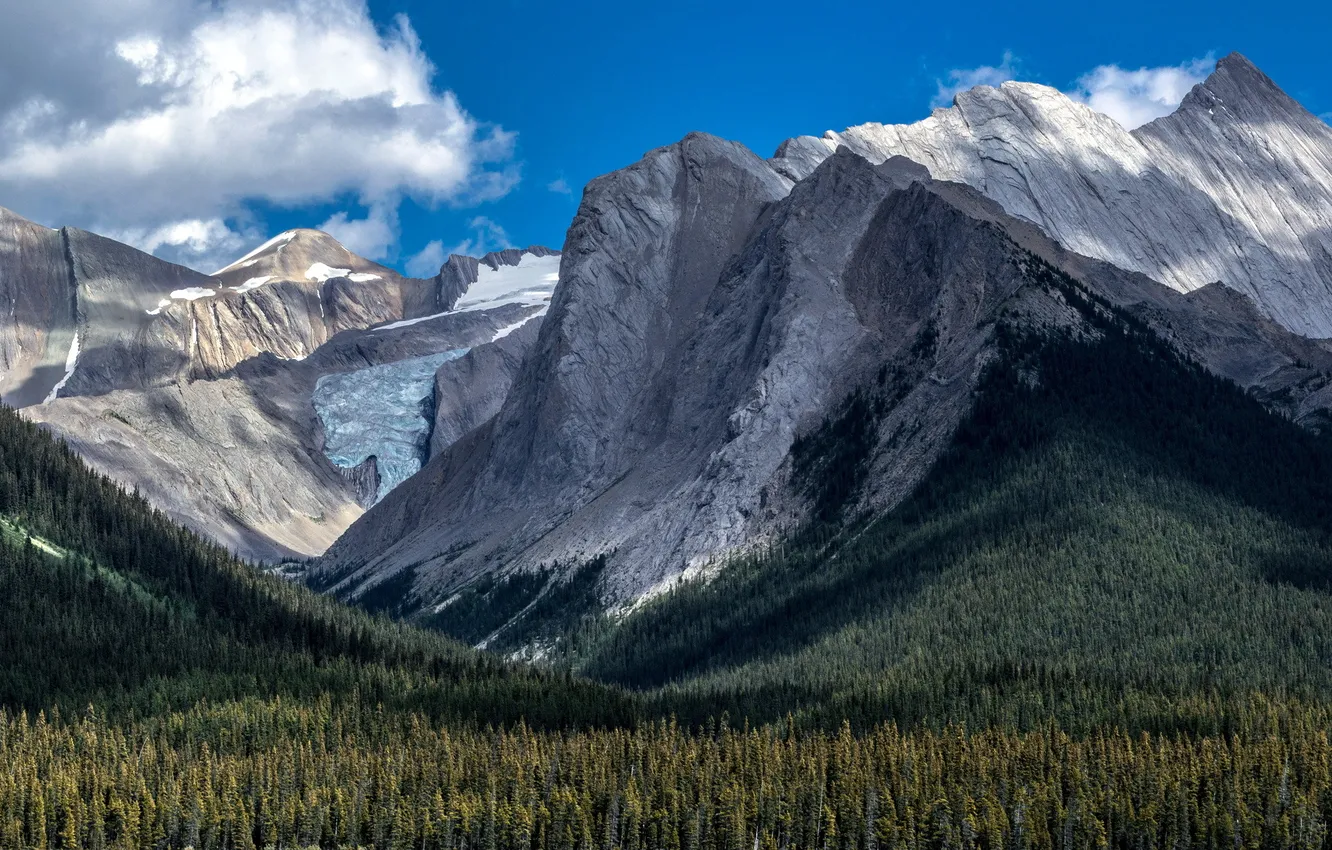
315, 86, 1332, 625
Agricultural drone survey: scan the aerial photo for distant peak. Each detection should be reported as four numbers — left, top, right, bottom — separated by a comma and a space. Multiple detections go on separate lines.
1175, 52, 1289, 115
1215, 52, 1259, 73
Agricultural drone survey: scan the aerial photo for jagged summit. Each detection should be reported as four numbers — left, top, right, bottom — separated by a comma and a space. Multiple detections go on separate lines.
1163, 51, 1324, 132
771, 54, 1332, 337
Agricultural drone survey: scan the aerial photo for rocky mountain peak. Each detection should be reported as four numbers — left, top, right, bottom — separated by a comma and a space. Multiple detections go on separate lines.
213, 228, 395, 291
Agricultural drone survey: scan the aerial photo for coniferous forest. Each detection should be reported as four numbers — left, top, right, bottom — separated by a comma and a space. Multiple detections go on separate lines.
11, 268, 1332, 847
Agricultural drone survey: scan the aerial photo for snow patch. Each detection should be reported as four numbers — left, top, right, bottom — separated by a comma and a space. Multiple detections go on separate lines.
306, 262, 352, 282
213, 231, 297, 274
43, 332, 81, 404
171, 287, 217, 301
231, 275, 273, 294
145, 297, 172, 316
490, 307, 548, 342
455, 253, 561, 310
347, 272, 382, 282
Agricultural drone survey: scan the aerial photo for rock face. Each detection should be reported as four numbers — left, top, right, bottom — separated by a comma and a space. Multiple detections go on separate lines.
316, 63, 1332, 623
776, 53, 1332, 338
429, 318, 543, 458
1, 213, 558, 560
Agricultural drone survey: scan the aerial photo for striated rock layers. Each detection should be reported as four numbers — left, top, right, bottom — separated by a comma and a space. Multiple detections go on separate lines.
777, 53, 1332, 338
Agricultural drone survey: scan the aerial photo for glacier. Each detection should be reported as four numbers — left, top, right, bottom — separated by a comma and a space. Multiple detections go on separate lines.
313, 349, 469, 503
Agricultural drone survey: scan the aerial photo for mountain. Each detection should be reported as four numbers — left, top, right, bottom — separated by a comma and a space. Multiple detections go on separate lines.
10, 50, 1332, 850
0, 213, 558, 559
583, 303, 1332, 731
779, 53, 1332, 338
315, 54, 1332, 628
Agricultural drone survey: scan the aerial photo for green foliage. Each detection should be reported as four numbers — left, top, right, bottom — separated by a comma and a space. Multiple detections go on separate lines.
427, 556, 611, 654
424, 569, 551, 645
5, 699, 1332, 850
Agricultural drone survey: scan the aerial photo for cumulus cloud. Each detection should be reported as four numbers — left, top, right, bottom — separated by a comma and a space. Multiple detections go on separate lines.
404, 240, 447, 278
404, 216, 513, 277
932, 52, 1019, 108
1069, 57, 1213, 129
319, 204, 399, 261
0, 0, 516, 272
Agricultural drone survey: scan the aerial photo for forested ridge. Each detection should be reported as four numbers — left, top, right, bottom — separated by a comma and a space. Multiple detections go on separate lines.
9, 258, 1332, 846
0, 404, 633, 728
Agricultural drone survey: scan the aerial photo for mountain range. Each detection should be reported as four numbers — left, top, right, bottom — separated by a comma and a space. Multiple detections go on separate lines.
4, 51, 1332, 654
310, 53, 1332, 635
7, 48, 1332, 849
0, 211, 557, 559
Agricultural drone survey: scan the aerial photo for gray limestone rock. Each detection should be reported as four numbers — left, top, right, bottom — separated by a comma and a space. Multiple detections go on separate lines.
429, 318, 542, 458
780, 53, 1332, 338
0, 204, 560, 560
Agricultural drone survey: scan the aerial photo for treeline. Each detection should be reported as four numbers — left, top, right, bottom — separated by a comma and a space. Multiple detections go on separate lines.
4, 697, 1332, 850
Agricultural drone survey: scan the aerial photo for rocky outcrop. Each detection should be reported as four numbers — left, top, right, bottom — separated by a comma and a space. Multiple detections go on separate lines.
27, 303, 547, 560
429, 317, 542, 458
0, 208, 75, 408
778, 53, 1332, 338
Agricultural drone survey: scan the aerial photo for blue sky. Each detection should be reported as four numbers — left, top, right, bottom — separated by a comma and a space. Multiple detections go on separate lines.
342, 0, 1332, 268
0, 0, 1328, 276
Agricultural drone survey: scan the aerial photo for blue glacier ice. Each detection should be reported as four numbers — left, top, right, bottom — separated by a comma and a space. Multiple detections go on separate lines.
313, 349, 468, 503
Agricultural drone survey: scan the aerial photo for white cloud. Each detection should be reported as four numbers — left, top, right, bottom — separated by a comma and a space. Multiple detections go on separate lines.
1069, 58, 1213, 129
547, 177, 572, 195
405, 240, 447, 277
932, 52, 1018, 108
405, 215, 511, 277
0, 0, 516, 272
104, 218, 246, 259
447, 216, 510, 258
319, 203, 398, 260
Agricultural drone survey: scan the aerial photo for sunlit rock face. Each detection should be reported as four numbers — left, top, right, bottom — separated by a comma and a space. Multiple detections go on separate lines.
318, 55, 1332, 620
777, 54, 1332, 338
314, 349, 470, 504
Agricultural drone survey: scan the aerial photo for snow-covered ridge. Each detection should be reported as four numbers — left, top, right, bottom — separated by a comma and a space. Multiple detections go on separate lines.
456, 252, 560, 311
373, 250, 559, 334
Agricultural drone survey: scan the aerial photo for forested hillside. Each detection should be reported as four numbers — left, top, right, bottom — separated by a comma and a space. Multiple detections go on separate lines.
0, 405, 632, 728
570, 277, 1332, 734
